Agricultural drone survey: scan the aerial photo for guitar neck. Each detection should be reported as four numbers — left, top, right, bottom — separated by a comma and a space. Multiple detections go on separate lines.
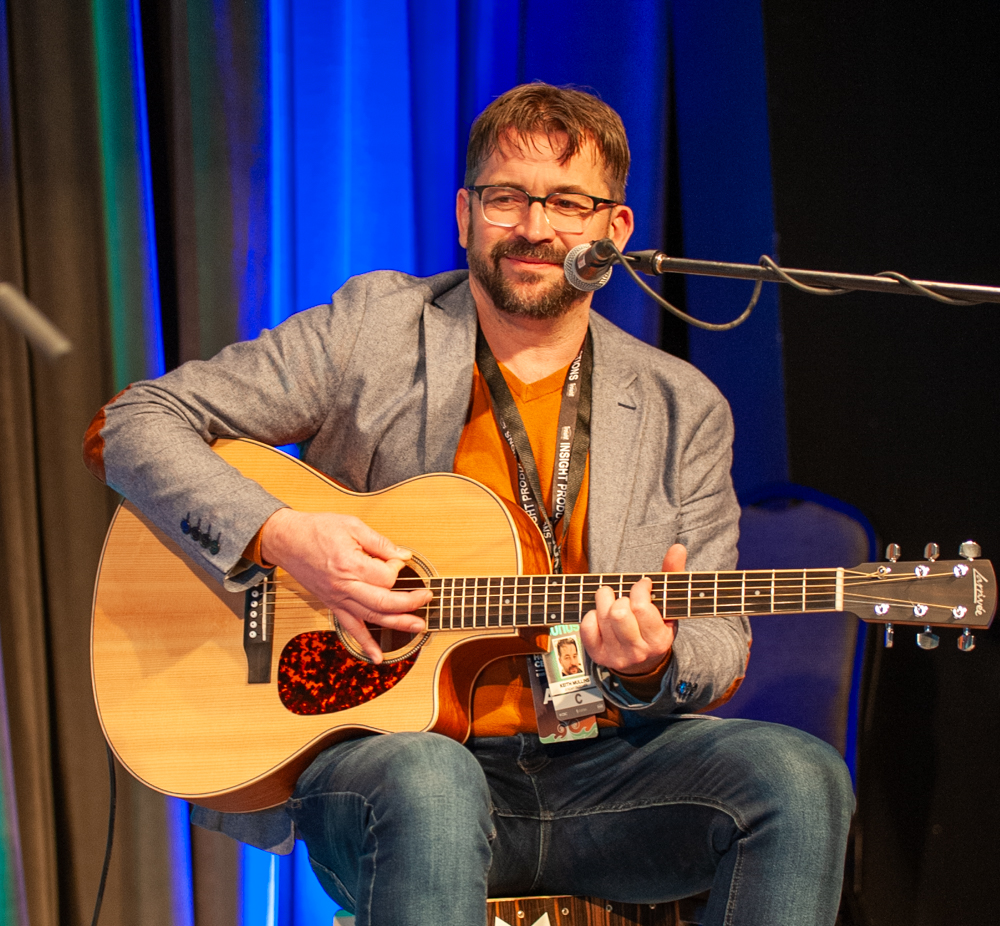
423, 567, 842, 631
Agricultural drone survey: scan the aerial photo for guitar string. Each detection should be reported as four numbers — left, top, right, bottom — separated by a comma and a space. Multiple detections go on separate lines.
267, 584, 964, 615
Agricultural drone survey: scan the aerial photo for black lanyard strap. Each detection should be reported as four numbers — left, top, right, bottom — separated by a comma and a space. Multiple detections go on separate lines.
475, 327, 593, 573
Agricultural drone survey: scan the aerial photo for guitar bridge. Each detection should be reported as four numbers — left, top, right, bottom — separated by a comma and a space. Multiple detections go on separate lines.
243, 578, 274, 684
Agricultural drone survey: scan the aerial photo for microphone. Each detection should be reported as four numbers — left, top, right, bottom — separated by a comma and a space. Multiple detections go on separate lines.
0, 282, 72, 359
564, 239, 618, 291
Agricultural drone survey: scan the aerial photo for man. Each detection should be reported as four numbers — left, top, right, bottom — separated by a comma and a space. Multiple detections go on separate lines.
85, 84, 853, 925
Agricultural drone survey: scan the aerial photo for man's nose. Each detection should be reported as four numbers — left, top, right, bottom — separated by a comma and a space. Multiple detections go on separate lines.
514, 201, 555, 242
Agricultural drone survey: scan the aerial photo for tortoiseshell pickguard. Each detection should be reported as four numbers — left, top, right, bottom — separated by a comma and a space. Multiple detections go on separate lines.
278, 632, 418, 715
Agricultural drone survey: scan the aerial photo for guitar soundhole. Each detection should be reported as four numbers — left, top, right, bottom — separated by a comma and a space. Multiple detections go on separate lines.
334, 565, 430, 663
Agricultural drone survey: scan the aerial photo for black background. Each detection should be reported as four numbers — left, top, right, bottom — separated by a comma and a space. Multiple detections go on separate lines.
761, 4, 1000, 924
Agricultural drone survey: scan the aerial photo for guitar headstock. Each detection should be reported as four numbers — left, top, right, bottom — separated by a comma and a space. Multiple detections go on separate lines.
844, 557, 996, 633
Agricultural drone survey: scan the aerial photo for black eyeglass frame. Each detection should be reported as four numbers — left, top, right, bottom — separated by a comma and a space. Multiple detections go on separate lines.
466, 185, 621, 229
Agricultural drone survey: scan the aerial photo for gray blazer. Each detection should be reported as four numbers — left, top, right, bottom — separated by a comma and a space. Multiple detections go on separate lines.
95, 270, 747, 851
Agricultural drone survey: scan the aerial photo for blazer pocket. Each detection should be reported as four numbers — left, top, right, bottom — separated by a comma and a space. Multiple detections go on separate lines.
618, 517, 679, 570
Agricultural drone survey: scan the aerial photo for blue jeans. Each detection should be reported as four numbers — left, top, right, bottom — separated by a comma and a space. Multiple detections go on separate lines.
286, 717, 854, 926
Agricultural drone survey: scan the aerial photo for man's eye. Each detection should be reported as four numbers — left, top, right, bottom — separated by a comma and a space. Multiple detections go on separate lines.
484, 190, 525, 209
547, 196, 591, 215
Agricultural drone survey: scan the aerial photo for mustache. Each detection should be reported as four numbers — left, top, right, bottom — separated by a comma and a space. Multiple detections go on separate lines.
489, 239, 568, 265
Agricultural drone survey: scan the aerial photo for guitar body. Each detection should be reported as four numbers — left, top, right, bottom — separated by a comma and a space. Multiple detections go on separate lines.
91, 439, 547, 811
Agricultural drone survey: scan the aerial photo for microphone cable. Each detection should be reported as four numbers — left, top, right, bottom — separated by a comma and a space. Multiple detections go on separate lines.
609, 239, 763, 331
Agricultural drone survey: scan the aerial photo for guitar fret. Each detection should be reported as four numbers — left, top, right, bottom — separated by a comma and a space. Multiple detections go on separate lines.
773, 571, 806, 612
487, 578, 501, 627
532, 576, 549, 624
433, 578, 444, 630
563, 575, 583, 623
806, 570, 838, 611
477, 577, 489, 628
436, 578, 446, 630
744, 572, 775, 614
546, 575, 561, 625
500, 578, 514, 627
690, 573, 716, 616
516, 577, 530, 626
716, 573, 743, 614
426, 579, 439, 630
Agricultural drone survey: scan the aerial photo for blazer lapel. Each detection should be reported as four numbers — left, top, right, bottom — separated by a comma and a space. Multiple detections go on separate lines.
422, 280, 478, 473
587, 317, 645, 572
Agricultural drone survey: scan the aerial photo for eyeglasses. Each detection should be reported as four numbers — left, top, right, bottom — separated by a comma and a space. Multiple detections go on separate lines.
467, 185, 620, 234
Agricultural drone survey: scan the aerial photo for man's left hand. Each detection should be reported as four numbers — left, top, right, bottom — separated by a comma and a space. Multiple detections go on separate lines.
580, 543, 687, 676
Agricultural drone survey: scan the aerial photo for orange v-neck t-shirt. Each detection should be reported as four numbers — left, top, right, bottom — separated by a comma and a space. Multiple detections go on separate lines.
454, 358, 593, 736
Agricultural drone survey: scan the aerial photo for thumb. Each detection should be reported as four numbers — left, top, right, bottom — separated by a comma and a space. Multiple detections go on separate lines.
661, 543, 687, 573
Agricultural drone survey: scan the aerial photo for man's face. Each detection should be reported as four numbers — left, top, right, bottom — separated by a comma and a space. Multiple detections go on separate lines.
456, 132, 633, 321
558, 640, 582, 675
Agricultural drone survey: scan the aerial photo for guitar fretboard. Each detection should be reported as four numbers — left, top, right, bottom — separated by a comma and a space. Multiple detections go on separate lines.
423, 568, 843, 630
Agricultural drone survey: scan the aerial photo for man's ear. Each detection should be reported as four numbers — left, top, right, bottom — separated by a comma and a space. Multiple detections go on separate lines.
456, 188, 471, 249
607, 203, 635, 253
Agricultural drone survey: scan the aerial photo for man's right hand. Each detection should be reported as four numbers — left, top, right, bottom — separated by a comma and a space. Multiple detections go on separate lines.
260, 508, 432, 664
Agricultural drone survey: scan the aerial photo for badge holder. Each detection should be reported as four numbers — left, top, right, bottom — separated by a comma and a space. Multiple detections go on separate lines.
528, 625, 605, 743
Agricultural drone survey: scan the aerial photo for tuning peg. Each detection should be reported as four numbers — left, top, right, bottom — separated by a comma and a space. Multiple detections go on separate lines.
924, 543, 940, 562
885, 543, 901, 563
916, 626, 940, 650
959, 540, 981, 561
957, 628, 976, 652
883, 623, 894, 648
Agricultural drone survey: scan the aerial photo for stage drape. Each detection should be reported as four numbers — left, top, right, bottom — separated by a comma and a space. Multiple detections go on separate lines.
0, 2, 781, 924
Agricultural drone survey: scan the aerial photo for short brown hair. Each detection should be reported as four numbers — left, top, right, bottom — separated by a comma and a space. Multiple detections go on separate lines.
465, 83, 630, 201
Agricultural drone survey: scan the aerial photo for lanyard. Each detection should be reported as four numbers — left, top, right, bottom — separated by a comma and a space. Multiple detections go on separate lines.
475, 327, 593, 574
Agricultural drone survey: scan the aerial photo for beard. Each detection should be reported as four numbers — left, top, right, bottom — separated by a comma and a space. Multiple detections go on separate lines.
466, 225, 585, 321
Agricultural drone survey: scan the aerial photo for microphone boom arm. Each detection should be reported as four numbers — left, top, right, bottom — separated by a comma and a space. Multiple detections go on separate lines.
625, 249, 1000, 306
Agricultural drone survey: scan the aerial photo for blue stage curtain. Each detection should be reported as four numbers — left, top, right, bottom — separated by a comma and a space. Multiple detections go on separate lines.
670, 0, 789, 495
283, 0, 670, 345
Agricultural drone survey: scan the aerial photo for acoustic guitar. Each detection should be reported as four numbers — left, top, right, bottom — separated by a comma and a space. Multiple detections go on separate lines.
91, 438, 996, 812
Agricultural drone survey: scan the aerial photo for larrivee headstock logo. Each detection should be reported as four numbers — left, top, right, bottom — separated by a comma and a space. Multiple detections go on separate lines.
973, 567, 990, 617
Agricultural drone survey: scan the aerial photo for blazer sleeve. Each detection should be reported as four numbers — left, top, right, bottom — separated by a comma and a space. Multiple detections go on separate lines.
598, 384, 749, 720
83, 284, 366, 591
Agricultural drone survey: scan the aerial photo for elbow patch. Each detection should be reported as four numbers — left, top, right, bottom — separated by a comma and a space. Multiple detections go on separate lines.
83, 386, 131, 484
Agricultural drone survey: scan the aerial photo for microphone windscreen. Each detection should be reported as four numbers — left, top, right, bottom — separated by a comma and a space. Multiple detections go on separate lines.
564, 243, 614, 292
